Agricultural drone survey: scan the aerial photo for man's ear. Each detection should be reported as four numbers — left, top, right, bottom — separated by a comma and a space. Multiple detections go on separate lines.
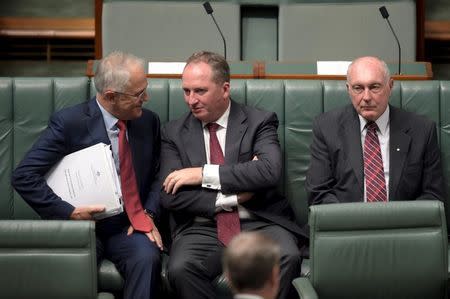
223, 82, 231, 98
388, 78, 394, 89
269, 265, 280, 289
103, 91, 116, 102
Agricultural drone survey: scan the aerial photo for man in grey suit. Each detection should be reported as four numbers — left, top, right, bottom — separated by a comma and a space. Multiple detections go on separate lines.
160, 51, 307, 299
306, 56, 444, 205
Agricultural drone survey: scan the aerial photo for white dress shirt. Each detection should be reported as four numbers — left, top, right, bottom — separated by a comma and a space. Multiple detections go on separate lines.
201, 103, 250, 217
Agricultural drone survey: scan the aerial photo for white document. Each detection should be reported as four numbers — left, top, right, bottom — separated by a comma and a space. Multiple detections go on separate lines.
148, 62, 186, 74
45, 143, 123, 220
317, 61, 351, 75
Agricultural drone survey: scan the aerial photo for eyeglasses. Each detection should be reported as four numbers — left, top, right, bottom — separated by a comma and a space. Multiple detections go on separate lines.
111, 87, 147, 100
349, 83, 384, 95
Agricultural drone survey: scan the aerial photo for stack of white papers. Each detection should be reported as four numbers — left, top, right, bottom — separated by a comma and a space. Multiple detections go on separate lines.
148, 62, 186, 74
45, 143, 123, 220
317, 61, 351, 75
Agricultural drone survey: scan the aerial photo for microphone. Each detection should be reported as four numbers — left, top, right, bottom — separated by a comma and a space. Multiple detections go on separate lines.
379, 6, 401, 75
202, 2, 227, 60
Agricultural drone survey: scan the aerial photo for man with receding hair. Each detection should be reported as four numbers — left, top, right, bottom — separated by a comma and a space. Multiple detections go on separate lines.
223, 232, 281, 299
306, 56, 444, 205
12, 51, 163, 299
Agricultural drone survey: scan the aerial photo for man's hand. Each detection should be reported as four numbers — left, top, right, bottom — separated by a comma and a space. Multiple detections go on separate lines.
70, 205, 105, 220
163, 167, 203, 194
127, 216, 164, 250
237, 192, 254, 204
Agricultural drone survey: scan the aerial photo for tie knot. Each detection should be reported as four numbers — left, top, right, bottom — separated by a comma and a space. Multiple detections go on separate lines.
207, 122, 220, 133
366, 121, 378, 132
117, 120, 127, 131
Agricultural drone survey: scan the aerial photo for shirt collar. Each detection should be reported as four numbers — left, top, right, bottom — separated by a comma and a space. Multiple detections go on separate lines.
203, 101, 231, 129
234, 294, 264, 299
96, 98, 119, 130
359, 105, 390, 136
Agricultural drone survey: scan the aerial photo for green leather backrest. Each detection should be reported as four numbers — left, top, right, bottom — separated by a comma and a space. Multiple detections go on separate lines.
309, 201, 448, 298
0, 77, 91, 219
0, 220, 98, 298
2, 78, 450, 230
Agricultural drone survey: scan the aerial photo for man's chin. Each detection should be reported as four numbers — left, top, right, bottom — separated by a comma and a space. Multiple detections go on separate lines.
360, 111, 378, 121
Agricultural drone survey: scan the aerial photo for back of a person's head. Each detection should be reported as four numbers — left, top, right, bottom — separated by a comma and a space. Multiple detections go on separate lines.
223, 232, 280, 293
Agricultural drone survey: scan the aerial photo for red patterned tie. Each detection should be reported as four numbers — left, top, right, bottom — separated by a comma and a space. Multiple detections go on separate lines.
117, 120, 152, 232
364, 122, 387, 202
207, 123, 241, 246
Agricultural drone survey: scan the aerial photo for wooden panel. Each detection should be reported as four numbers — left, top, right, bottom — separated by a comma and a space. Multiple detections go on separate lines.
0, 17, 94, 39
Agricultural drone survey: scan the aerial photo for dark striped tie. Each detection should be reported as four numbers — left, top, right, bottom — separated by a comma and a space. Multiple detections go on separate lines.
207, 123, 240, 246
363, 122, 387, 202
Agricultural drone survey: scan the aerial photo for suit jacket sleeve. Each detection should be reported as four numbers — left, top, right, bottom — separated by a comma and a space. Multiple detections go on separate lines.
415, 121, 445, 201
142, 113, 162, 218
11, 112, 75, 219
160, 125, 217, 218
305, 117, 340, 205
219, 111, 282, 194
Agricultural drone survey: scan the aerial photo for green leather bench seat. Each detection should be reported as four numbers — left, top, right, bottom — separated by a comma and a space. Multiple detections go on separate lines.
0, 220, 113, 299
294, 201, 448, 299
1, 77, 449, 296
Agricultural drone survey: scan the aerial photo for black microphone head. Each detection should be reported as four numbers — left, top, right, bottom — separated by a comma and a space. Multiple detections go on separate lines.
379, 6, 389, 19
203, 2, 213, 14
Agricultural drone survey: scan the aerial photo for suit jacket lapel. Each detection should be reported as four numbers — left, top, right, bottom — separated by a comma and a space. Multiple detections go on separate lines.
388, 106, 411, 201
225, 100, 247, 164
85, 98, 110, 145
127, 119, 145, 185
342, 106, 364, 194
182, 114, 207, 166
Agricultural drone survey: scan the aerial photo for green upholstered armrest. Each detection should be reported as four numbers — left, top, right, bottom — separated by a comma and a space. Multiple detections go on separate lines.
292, 277, 318, 299
98, 292, 115, 299
0, 220, 110, 299
301, 258, 310, 277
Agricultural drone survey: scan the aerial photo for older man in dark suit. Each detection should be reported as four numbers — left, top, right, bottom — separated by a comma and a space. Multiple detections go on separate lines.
12, 51, 163, 299
306, 56, 444, 205
160, 51, 307, 299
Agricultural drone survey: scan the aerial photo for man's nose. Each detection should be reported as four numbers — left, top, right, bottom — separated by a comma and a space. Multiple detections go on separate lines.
362, 88, 371, 100
187, 93, 197, 105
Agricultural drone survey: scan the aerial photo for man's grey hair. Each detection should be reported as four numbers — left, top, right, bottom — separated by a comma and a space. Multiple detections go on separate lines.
346, 56, 391, 84
184, 51, 230, 84
94, 51, 145, 94
223, 232, 280, 292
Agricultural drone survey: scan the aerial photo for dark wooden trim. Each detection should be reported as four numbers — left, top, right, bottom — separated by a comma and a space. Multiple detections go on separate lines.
86, 60, 95, 77
252, 61, 261, 78
95, 0, 103, 59
261, 74, 431, 80
416, 0, 425, 61
425, 21, 450, 41
0, 17, 94, 39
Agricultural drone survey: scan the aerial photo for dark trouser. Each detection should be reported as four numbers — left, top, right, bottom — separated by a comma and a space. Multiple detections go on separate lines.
168, 219, 301, 299
96, 213, 161, 299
